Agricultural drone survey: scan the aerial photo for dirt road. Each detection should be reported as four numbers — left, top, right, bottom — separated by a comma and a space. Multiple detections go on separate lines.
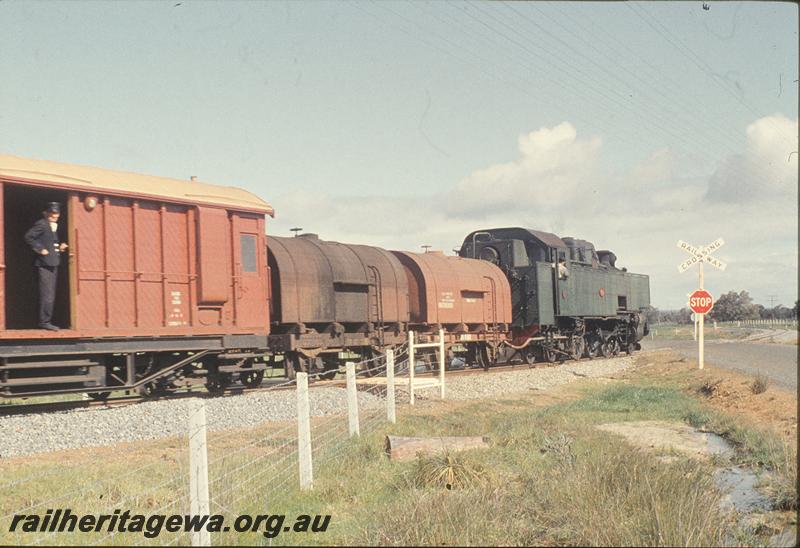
642, 339, 797, 390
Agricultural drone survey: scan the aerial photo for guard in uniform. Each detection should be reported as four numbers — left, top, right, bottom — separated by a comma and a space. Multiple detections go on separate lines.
24, 202, 68, 331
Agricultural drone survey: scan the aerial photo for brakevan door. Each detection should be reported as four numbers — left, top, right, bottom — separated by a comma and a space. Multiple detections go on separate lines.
231, 214, 267, 328
0, 182, 5, 329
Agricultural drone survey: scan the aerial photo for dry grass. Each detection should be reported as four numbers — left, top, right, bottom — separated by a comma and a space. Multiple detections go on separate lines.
761, 440, 798, 512
411, 451, 489, 490
750, 372, 769, 395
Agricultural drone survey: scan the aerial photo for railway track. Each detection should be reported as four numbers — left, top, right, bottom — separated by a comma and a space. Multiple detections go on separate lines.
0, 356, 612, 417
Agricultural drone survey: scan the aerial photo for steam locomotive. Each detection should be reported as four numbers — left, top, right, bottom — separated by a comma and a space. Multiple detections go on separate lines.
0, 156, 649, 399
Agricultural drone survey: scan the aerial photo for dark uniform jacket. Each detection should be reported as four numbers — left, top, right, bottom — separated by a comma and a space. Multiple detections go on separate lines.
24, 219, 62, 267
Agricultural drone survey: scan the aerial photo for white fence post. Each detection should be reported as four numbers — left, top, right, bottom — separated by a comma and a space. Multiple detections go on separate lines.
189, 399, 211, 547
408, 331, 416, 405
346, 361, 360, 436
296, 372, 313, 490
438, 328, 445, 400
386, 349, 396, 424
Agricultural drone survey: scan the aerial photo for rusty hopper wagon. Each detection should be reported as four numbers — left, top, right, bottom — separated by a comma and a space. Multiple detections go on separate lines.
0, 155, 273, 398
267, 234, 409, 379
267, 235, 512, 377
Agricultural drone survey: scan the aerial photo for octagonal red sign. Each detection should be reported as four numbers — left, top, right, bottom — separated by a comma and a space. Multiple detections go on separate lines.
689, 290, 714, 314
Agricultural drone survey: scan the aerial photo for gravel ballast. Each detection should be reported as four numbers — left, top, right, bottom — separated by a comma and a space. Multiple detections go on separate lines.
0, 355, 636, 458
0, 387, 384, 459
407, 355, 635, 401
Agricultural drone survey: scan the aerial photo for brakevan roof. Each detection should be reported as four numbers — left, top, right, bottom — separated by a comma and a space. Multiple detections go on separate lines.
0, 155, 274, 215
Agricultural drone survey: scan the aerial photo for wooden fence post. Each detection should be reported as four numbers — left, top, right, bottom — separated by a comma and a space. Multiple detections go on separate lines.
189, 399, 210, 547
386, 349, 396, 424
346, 361, 360, 436
296, 372, 313, 490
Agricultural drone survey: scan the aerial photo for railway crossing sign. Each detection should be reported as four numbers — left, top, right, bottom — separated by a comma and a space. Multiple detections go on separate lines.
677, 238, 727, 273
677, 237, 725, 370
689, 289, 714, 314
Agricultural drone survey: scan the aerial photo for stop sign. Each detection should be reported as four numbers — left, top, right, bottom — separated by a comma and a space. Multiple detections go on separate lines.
689, 290, 714, 314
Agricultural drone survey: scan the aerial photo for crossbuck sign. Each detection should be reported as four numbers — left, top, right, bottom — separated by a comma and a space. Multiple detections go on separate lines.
677, 237, 726, 370
677, 238, 727, 272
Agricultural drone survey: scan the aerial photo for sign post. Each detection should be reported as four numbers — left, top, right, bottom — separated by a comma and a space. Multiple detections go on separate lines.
677, 239, 725, 370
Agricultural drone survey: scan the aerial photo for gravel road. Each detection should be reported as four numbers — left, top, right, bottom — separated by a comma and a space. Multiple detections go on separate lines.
642, 339, 798, 390
0, 355, 636, 459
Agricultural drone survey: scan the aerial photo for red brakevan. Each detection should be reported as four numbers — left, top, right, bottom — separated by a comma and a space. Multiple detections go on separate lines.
0, 155, 273, 398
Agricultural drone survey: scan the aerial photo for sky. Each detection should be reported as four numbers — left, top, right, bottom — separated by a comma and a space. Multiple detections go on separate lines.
1, 1, 797, 309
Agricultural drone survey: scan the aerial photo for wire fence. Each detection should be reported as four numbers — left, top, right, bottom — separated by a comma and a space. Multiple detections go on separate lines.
1, 339, 443, 546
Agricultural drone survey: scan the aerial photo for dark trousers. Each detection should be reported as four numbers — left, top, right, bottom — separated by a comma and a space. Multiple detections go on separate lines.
37, 265, 58, 326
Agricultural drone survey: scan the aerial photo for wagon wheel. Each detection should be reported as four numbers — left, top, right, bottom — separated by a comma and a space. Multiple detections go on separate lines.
206, 373, 232, 396
239, 369, 265, 389
284, 354, 305, 381
138, 379, 171, 398
359, 349, 383, 377
476, 344, 495, 370
88, 391, 111, 402
466, 345, 481, 369
319, 356, 339, 381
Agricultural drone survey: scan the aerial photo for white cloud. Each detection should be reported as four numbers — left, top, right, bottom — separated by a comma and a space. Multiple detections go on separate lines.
445, 122, 603, 219
706, 114, 798, 202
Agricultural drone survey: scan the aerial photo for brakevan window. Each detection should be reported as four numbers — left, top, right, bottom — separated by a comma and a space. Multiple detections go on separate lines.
241, 234, 257, 272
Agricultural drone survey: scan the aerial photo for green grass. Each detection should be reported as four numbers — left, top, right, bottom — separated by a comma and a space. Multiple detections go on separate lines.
214, 384, 793, 546
649, 324, 755, 341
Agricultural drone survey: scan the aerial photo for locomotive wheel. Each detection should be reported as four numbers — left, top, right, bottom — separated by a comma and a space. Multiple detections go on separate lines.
543, 347, 558, 364
239, 369, 265, 389
569, 337, 585, 361
88, 391, 111, 401
601, 337, 620, 358
524, 348, 537, 367
585, 336, 601, 359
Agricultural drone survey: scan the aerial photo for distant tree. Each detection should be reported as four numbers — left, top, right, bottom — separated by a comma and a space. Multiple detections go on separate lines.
708, 290, 760, 321
676, 307, 692, 324
794, 301, 799, 319
642, 305, 659, 324
658, 308, 692, 324
764, 305, 794, 320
